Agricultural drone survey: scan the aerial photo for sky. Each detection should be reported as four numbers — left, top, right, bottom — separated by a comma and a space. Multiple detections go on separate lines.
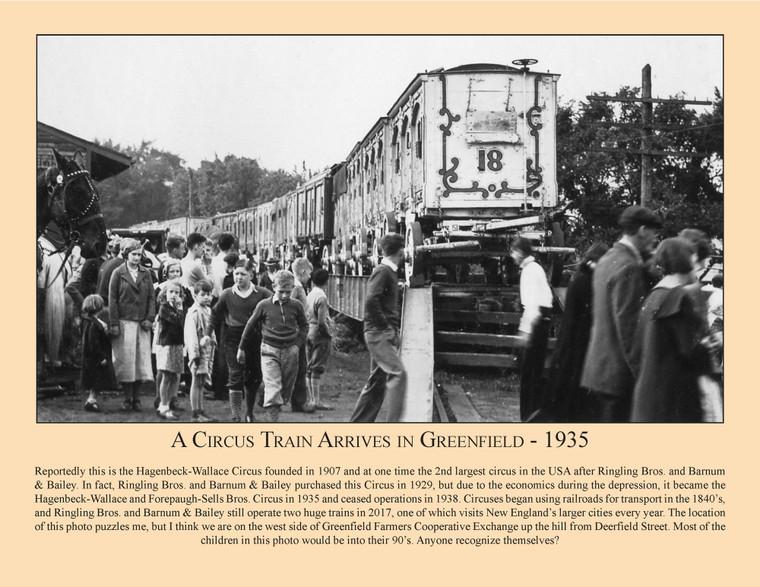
38, 35, 722, 172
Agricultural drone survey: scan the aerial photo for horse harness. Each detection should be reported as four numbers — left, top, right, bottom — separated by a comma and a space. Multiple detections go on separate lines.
44, 167, 104, 249
39, 166, 104, 287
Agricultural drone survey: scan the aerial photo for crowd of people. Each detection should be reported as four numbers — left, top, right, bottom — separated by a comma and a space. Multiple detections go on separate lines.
516, 205, 724, 423
39, 229, 338, 423
38, 204, 723, 424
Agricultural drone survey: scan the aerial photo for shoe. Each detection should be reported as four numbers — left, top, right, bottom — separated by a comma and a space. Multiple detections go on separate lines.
121, 400, 132, 412
302, 402, 316, 414
194, 411, 215, 423
170, 397, 184, 412
158, 409, 178, 421
315, 403, 333, 411
84, 401, 100, 412
245, 414, 255, 423
131, 399, 142, 412
231, 415, 241, 423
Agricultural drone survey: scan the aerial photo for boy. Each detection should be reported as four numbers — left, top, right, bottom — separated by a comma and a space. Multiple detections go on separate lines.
184, 280, 216, 423
238, 270, 308, 422
350, 233, 407, 422
181, 232, 208, 292
305, 268, 333, 410
290, 257, 313, 412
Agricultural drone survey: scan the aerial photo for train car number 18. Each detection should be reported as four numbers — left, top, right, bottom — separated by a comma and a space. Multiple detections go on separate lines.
477, 148, 504, 172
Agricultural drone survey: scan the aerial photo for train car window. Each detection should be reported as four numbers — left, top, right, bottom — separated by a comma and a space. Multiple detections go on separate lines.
416, 120, 423, 159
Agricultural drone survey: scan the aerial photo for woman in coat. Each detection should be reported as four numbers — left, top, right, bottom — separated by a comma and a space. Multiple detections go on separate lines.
108, 238, 156, 412
630, 238, 713, 422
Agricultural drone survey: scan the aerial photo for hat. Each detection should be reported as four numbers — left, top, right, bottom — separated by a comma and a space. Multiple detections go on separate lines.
119, 238, 142, 256
264, 257, 279, 267
618, 205, 662, 229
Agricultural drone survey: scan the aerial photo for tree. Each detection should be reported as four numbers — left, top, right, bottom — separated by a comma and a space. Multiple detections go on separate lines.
258, 168, 302, 206
96, 140, 184, 227
557, 87, 724, 247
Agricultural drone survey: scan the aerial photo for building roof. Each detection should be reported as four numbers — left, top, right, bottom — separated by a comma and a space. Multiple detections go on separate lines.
37, 121, 132, 181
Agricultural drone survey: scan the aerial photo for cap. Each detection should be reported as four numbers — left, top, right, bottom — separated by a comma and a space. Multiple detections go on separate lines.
618, 205, 662, 229
264, 257, 279, 266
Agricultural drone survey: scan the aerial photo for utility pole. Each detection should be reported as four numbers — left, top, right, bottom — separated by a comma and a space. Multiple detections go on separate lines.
640, 65, 653, 207
587, 64, 713, 208
187, 169, 193, 236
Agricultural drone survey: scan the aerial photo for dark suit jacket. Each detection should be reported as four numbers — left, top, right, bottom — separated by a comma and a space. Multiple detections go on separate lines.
581, 242, 646, 398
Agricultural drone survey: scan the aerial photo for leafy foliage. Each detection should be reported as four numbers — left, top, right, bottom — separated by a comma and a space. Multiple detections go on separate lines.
557, 87, 723, 248
96, 142, 302, 227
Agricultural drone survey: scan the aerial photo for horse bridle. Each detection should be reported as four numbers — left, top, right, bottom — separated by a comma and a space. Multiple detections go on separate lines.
45, 167, 104, 250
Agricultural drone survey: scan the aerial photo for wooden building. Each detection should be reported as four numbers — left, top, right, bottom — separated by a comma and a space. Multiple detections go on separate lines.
37, 121, 132, 180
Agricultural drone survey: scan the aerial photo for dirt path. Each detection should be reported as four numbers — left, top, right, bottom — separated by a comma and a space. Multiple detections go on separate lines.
37, 351, 521, 423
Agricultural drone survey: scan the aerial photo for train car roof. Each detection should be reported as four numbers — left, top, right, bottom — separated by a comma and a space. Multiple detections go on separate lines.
386, 62, 559, 120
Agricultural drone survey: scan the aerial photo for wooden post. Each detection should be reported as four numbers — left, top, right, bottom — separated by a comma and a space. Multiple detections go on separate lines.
640, 65, 653, 207
187, 170, 193, 236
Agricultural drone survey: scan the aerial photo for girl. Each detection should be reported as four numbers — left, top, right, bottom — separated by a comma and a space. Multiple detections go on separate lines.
154, 281, 186, 420
80, 294, 116, 412
155, 258, 194, 309
630, 238, 716, 422
108, 238, 156, 412
208, 258, 272, 422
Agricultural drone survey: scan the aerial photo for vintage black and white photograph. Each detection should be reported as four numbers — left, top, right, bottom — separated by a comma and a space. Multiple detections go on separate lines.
37, 35, 723, 424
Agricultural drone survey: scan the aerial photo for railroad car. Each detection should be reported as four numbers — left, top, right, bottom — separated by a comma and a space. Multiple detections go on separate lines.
333, 62, 562, 284
131, 62, 565, 286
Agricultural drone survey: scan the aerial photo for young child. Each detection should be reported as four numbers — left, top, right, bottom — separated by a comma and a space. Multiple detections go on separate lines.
154, 282, 186, 420
207, 259, 271, 423
239, 270, 308, 422
80, 294, 117, 412
185, 280, 216, 423
305, 268, 333, 410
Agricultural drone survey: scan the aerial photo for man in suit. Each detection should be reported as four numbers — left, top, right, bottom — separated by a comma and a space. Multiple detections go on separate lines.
580, 205, 662, 422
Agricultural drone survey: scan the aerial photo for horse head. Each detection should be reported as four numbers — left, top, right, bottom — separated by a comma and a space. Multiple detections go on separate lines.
38, 149, 108, 259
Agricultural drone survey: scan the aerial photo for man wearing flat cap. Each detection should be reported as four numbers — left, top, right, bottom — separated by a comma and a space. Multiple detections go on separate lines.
581, 205, 662, 422
258, 257, 279, 291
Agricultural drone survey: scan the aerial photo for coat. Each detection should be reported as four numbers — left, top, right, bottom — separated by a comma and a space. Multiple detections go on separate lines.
80, 315, 117, 391
581, 242, 646, 398
544, 265, 595, 421
108, 263, 156, 326
630, 285, 710, 422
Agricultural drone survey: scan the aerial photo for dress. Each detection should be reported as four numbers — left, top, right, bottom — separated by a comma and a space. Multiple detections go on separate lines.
630, 285, 710, 422
108, 263, 156, 383
80, 315, 117, 391
155, 303, 186, 374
